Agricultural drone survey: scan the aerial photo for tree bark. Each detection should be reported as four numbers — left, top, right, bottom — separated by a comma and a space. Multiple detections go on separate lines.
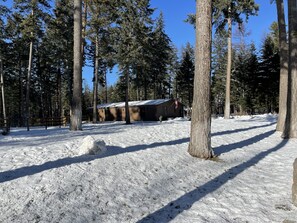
283, 0, 297, 138
26, 39, 33, 131
70, 0, 83, 131
125, 69, 131, 124
276, 0, 288, 132
0, 58, 8, 133
104, 69, 108, 103
224, 7, 232, 119
18, 59, 24, 127
58, 65, 62, 118
93, 36, 99, 123
188, 0, 214, 159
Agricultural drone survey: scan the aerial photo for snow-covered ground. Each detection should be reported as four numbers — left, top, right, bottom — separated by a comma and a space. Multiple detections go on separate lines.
0, 114, 297, 223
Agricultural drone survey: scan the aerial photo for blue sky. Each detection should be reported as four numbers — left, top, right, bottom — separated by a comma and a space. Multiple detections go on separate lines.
2, 0, 279, 87
151, 0, 279, 52
94, 0, 279, 88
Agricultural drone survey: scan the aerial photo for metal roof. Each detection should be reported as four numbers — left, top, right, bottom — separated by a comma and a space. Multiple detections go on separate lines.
97, 99, 171, 109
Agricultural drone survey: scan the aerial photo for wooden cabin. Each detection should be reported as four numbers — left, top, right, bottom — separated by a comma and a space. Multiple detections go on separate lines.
94, 99, 184, 122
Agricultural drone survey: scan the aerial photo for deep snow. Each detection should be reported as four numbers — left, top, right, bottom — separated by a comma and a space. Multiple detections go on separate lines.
0, 115, 297, 222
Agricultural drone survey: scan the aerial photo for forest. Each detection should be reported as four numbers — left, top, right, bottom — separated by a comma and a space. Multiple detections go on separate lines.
1, 1, 297, 221
0, 0, 280, 127
0, 0, 294, 134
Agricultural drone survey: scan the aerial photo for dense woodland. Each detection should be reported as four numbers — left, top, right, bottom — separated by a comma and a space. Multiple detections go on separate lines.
0, 0, 293, 135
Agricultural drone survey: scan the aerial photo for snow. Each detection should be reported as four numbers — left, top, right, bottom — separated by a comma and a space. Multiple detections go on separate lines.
77, 136, 106, 156
0, 114, 297, 222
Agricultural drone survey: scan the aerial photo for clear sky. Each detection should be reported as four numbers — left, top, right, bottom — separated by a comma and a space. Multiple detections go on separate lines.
150, 0, 279, 51
94, 0, 279, 88
2, 0, 280, 87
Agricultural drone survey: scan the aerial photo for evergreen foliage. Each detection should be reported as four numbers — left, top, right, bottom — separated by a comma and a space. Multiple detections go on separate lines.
211, 30, 228, 115
176, 43, 194, 107
0, 1, 286, 127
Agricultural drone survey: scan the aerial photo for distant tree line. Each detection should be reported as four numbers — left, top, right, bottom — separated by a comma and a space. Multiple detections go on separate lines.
0, 0, 179, 127
0, 0, 290, 130
212, 23, 280, 116
189, 0, 297, 159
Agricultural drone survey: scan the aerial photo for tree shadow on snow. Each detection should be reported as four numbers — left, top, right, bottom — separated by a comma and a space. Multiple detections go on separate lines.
0, 137, 190, 184
137, 139, 288, 223
212, 122, 276, 137
101, 123, 276, 158
100, 137, 190, 158
0, 155, 99, 183
0, 124, 276, 184
214, 129, 275, 155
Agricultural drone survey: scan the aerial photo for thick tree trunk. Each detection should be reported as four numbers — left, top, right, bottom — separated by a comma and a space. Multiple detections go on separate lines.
188, 0, 214, 159
276, 0, 288, 132
283, 0, 297, 138
125, 69, 131, 124
70, 0, 83, 131
224, 9, 232, 119
93, 36, 99, 123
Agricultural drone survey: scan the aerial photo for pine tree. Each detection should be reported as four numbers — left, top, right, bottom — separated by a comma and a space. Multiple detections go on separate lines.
87, 0, 117, 123
283, 0, 297, 138
13, 0, 50, 130
187, 0, 259, 118
150, 12, 172, 99
212, 0, 259, 119
176, 43, 194, 107
46, 0, 74, 120
0, 4, 9, 132
275, 0, 288, 132
114, 0, 154, 124
70, 0, 83, 131
233, 43, 259, 115
188, 0, 214, 159
258, 34, 279, 113
211, 30, 228, 115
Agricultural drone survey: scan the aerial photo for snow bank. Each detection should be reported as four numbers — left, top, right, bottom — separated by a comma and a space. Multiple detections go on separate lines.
77, 135, 106, 155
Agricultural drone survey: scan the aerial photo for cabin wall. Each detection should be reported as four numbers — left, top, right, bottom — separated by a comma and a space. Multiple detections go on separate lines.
97, 100, 184, 122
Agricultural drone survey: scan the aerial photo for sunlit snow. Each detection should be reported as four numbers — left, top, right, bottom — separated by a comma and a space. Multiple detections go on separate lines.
0, 114, 297, 222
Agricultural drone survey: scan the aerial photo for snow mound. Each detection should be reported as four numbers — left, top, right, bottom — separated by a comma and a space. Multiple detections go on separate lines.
77, 136, 106, 155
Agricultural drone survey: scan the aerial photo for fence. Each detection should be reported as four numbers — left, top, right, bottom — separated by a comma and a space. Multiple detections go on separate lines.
29, 117, 67, 129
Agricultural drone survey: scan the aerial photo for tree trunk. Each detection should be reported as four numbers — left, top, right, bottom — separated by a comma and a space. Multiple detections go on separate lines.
188, 0, 214, 159
18, 59, 24, 127
144, 75, 148, 100
136, 68, 140, 100
125, 69, 131, 124
93, 36, 99, 123
276, 0, 288, 132
58, 65, 62, 118
82, 0, 87, 57
0, 58, 8, 133
283, 0, 297, 138
104, 69, 108, 103
70, 0, 83, 131
224, 8, 232, 119
26, 39, 33, 131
